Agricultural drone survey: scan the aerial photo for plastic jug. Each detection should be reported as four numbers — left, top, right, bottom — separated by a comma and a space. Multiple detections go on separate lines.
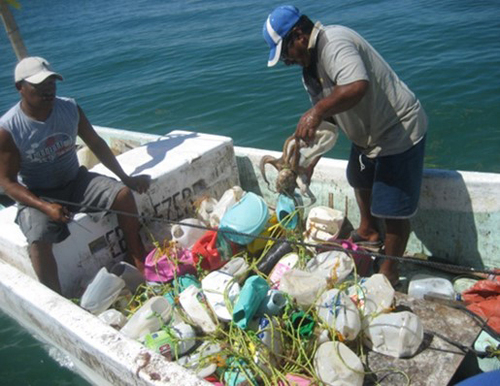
110, 261, 145, 294
268, 252, 299, 289
80, 267, 126, 315
120, 296, 173, 341
316, 289, 361, 341
97, 309, 128, 329
143, 322, 196, 360
256, 289, 287, 316
276, 193, 300, 229
279, 268, 327, 308
209, 186, 244, 227
201, 270, 241, 321
314, 341, 364, 386
233, 276, 269, 329
218, 257, 249, 283
176, 341, 222, 378
197, 196, 218, 226
408, 274, 456, 300
306, 250, 354, 284
363, 311, 424, 358
305, 206, 345, 243
179, 285, 218, 334
349, 273, 395, 315
253, 316, 283, 375
171, 218, 206, 249
144, 246, 196, 283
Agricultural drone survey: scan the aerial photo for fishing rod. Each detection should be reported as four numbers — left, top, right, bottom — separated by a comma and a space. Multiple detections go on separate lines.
42, 196, 500, 277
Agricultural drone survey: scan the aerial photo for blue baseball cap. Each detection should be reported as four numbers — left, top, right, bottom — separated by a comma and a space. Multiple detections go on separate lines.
263, 5, 302, 67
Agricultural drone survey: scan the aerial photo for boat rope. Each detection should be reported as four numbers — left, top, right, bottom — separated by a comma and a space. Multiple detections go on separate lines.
41, 196, 500, 277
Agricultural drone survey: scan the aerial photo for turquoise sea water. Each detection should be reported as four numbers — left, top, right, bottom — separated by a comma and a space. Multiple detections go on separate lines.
0, 0, 499, 384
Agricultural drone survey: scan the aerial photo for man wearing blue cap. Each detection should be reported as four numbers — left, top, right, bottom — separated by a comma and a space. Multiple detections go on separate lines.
263, 6, 428, 285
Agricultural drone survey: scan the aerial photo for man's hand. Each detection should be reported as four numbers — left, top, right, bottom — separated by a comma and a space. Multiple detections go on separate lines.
123, 174, 151, 194
45, 202, 72, 223
295, 107, 322, 144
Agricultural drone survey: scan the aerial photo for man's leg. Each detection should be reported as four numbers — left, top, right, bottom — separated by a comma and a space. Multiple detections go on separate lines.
354, 188, 381, 243
111, 187, 146, 272
378, 218, 410, 285
30, 241, 62, 294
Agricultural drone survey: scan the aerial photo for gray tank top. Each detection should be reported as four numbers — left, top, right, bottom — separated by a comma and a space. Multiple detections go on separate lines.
0, 97, 80, 190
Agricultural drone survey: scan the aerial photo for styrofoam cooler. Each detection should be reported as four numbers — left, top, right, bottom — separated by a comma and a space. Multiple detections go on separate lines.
0, 130, 239, 297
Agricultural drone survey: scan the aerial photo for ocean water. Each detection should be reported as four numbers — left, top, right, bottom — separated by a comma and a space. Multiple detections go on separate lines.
0, 0, 499, 384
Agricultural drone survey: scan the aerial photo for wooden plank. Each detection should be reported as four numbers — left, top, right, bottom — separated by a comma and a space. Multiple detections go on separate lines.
364, 293, 481, 385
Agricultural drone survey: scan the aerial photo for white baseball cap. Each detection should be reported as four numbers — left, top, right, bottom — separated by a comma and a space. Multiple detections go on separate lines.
14, 56, 63, 84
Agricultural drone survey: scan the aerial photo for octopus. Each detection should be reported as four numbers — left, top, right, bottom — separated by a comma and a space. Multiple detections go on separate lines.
260, 125, 339, 204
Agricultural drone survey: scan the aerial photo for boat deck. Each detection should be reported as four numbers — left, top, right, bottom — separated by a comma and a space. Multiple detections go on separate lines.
366, 293, 481, 385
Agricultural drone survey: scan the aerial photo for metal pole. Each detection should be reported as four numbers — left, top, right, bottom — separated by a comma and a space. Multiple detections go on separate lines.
0, 0, 28, 60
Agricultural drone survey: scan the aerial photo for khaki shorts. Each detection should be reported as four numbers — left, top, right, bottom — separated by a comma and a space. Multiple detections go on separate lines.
16, 166, 125, 244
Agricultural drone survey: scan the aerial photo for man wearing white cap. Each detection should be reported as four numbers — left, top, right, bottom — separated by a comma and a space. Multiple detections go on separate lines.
263, 6, 428, 285
0, 57, 150, 294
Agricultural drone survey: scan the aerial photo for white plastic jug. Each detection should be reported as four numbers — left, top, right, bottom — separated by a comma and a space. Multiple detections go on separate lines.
306, 250, 354, 284
349, 273, 395, 315
268, 252, 299, 289
218, 257, 249, 283
408, 274, 456, 300
179, 285, 217, 334
209, 186, 244, 227
80, 267, 126, 315
316, 289, 361, 341
120, 296, 173, 341
97, 309, 128, 329
305, 206, 345, 243
144, 322, 196, 359
196, 196, 217, 226
110, 261, 145, 294
364, 311, 424, 358
314, 341, 364, 386
171, 218, 206, 249
279, 268, 327, 308
177, 342, 222, 378
201, 270, 241, 321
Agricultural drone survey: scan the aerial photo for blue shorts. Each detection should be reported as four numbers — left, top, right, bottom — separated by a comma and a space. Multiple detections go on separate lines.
346, 136, 426, 219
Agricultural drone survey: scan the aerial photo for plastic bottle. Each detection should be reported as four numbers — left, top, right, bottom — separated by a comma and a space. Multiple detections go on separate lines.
176, 341, 222, 378
314, 341, 364, 386
256, 240, 293, 276
233, 276, 270, 329
408, 274, 456, 300
171, 218, 206, 249
97, 309, 128, 329
256, 289, 287, 316
143, 322, 196, 360
316, 289, 361, 341
363, 311, 424, 358
350, 273, 395, 315
209, 186, 244, 227
110, 261, 145, 294
179, 285, 218, 334
268, 252, 299, 289
279, 269, 327, 308
305, 206, 345, 243
80, 267, 126, 315
306, 250, 354, 284
201, 270, 241, 321
120, 296, 173, 341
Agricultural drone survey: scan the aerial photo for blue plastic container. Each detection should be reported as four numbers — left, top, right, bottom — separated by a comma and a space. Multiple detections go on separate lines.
276, 193, 299, 229
219, 192, 269, 245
